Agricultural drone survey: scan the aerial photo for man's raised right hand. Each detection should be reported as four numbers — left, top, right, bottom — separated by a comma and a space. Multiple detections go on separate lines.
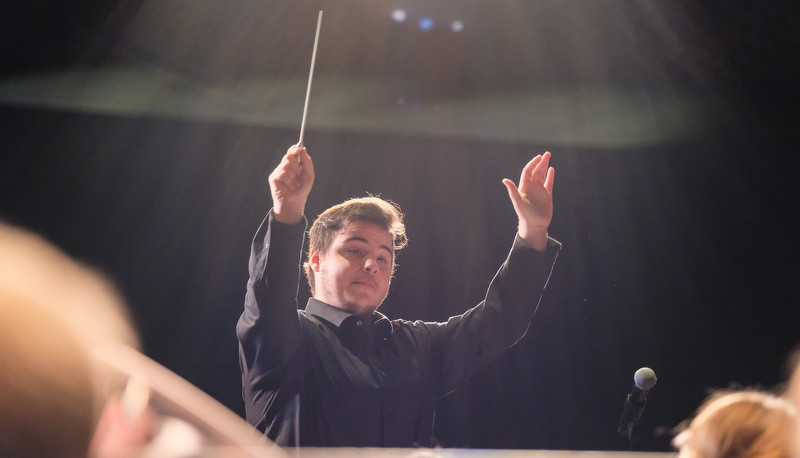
268, 144, 315, 224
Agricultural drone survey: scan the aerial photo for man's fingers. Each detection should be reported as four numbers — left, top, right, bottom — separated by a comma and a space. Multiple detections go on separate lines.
270, 165, 300, 190
287, 144, 303, 157
280, 152, 306, 179
271, 145, 314, 193
297, 147, 314, 180
520, 155, 542, 185
297, 146, 310, 163
530, 151, 551, 183
275, 177, 296, 191
502, 178, 522, 208
544, 166, 555, 193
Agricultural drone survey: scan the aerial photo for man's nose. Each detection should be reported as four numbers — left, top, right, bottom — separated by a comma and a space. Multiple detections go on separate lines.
363, 257, 378, 273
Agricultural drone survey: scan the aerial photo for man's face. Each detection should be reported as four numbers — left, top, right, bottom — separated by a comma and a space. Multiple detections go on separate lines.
310, 221, 394, 316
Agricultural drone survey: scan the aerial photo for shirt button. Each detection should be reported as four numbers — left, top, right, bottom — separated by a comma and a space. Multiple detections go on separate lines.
356, 320, 364, 326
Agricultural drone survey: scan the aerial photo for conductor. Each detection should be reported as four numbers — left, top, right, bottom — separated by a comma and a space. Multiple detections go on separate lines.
236, 144, 561, 447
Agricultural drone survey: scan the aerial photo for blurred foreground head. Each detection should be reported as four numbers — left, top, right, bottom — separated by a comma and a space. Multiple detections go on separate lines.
788, 353, 800, 456
0, 222, 139, 457
0, 222, 281, 458
673, 390, 798, 458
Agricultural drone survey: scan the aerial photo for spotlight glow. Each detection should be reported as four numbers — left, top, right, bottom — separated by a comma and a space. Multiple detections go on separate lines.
418, 17, 434, 31
451, 20, 464, 32
391, 9, 407, 23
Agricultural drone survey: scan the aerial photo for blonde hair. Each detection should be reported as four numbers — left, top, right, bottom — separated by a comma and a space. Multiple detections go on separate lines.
0, 222, 140, 457
788, 354, 800, 456
673, 390, 798, 458
0, 292, 95, 458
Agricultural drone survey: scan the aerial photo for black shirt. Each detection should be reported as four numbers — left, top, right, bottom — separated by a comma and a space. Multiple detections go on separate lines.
236, 212, 561, 447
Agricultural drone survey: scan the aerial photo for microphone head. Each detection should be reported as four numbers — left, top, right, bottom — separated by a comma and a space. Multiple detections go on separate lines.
634, 367, 657, 391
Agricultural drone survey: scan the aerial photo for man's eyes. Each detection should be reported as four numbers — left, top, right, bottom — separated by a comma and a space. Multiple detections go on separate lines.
346, 248, 390, 264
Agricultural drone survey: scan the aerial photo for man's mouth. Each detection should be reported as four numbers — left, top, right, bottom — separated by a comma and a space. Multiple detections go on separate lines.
352, 278, 376, 289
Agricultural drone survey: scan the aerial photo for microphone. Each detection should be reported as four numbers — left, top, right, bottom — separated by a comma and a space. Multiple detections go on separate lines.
617, 367, 657, 440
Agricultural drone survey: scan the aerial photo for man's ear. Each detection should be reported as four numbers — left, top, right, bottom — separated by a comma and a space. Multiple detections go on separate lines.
309, 249, 321, 272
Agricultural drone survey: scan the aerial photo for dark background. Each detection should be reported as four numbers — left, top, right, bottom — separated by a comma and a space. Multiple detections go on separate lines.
1, 0, 799, 452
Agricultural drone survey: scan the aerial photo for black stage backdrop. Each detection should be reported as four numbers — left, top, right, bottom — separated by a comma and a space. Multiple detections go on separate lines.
1, 101, 799, 451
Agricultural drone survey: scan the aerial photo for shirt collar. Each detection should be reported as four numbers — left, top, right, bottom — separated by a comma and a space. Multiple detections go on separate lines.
305, 298, 393, 337
305, 298, 351, 327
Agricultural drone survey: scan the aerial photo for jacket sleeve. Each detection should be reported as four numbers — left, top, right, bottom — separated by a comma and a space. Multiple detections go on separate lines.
236, 211, 307, 405
428, 234, 561, 398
